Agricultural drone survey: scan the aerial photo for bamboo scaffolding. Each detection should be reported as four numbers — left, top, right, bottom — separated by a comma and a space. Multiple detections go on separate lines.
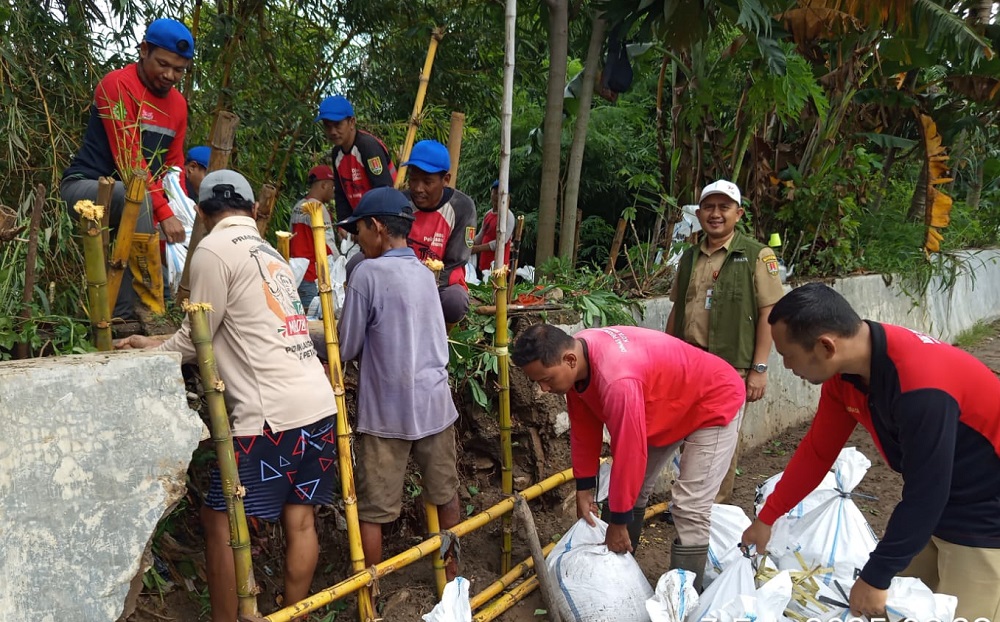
255, 184, 279, 237
106, 170, 147, 315
74, 201, 112, 351
394, 29, 445, 189
495, 0, 518, 576
275, 231, 292, 262
301, 200, 375, 622
264, 467, 575, 622
96, 177, 114, 250
425, 501, 447, 598
188, 301, 259, 618
446, 112, 466, 187
469, 542, 555, 610
473, 575, 539, 622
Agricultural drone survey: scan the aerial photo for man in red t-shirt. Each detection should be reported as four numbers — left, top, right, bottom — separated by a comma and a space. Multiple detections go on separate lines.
742, 284, 1000, 620
512, 323, 746, 591
315, 95, 396, 222
471, 179, 515, 276
288, 165, 338, 310
62, 18, 193, 319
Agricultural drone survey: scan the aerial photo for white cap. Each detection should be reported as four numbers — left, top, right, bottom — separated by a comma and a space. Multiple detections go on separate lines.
699, 180, 741, 206
200, 169, 255, 203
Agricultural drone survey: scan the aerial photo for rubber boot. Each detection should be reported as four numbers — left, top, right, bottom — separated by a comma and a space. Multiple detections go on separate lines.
669, 539, 709, 592
626, 506, 645, 551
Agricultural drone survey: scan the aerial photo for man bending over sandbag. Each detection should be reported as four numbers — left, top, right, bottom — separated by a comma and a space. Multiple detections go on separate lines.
512, 324, 746, 591
742, 283, 1000, 620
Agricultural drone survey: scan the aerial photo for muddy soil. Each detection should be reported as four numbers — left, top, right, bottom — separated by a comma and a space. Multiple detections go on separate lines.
130, 321, 1000, 622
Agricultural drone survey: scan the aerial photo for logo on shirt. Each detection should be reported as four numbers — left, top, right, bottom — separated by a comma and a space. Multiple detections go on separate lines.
367, 156, 383, 176
285, 314, 309, 336
465, 226, 476, 248
140, 108, 154, 122
111, 99, 127, 121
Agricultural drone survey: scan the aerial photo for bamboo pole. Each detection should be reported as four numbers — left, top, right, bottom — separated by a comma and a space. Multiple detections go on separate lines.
74, 200, 112, 352
96, 177, 114, 250
394, 29, 445, 189
469, 543, 555, 610
188, 301, 259, 618
301, 200, 375, 622
178, 111, 240, 301
106, 170, 148, 316
604, 217, 627, 275
446, 112, 466, 187
255, 184, 279, 237
506, 216, 525, 304
275, 231, 292, 262
514, 496, 566, 622
425, 501, 447, 598
473, 576, 539, 622
496, 0, 518, 576
264, 467, 576, 622
14, 184, 45, 359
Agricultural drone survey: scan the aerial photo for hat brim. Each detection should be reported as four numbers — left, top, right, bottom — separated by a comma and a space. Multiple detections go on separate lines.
316, 113, 352, 123
699, 190, 741, 205
401, 159, 449, 174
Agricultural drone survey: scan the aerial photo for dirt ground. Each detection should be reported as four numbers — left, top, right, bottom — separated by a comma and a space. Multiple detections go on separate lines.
130, 321, 1000, 622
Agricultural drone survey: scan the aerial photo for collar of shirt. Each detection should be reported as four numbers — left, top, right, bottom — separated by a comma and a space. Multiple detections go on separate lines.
841, 319, 884, 395
382, 246, 416, 258
698, 230, 737, 256
212, 215, 258, 232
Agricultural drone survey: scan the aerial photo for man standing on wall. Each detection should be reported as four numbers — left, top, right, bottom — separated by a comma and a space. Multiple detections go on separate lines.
665, 180, 784, 503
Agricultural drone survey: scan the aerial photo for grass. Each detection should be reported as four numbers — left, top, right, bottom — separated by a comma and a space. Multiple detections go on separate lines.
954, 320, 998, 349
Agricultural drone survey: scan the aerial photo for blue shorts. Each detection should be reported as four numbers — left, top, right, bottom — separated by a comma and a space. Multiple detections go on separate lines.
205, 417, 338, 521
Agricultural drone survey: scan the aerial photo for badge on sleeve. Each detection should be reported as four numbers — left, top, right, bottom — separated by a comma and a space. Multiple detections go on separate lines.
367, 157, 384, 176
465, 226, 476, 247
763, 250, 780, 276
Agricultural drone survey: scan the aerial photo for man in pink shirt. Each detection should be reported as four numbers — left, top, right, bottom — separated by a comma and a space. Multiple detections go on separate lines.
512, 324, 745, 590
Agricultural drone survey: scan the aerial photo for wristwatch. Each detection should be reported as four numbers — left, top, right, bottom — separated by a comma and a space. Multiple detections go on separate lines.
751, 363, 768, 373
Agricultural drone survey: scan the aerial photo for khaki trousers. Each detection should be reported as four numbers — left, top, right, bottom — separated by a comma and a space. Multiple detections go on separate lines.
899, 535, 1000, 620
635, 409, 742, 546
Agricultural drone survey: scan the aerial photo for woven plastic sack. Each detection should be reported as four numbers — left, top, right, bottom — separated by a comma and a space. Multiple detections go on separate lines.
705, 504, 752, 588
421, 577, 472, 622
646, 569, 700, 622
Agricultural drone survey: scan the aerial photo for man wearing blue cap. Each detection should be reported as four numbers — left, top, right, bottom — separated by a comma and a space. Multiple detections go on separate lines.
62, 18, 194, 319
184, 146, 210, 200
336, 186, 461, 582
316, 95, 396, 223
401, 139, 477, 324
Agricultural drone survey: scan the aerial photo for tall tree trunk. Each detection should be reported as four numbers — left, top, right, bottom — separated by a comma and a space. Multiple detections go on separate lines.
558, 14, 605, 261
908, 163, 928, 222
968, 157, 985, 211
536, 0, 569, 265
974, 0, 994, 23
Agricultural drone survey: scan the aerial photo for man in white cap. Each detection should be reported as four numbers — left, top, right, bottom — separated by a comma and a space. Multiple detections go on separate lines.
118, 170, 338, 622
665, 179, 784, 504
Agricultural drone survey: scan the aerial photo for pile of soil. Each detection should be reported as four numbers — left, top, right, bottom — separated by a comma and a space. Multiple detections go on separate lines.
130, 321, 1000, 621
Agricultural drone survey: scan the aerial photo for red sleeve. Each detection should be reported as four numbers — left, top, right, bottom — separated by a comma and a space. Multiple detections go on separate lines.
95, 73, 142, 185
568, 391, 605, 488
758, 380, 857, 524
151, 106, 187, 222
289, 223, 316, 261
603, 379, 649, 523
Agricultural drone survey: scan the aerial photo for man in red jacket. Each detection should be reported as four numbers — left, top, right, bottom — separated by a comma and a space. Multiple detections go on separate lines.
471, 179, 515, 276
742, 283, 1000, 620
512, 323, 746, 590
61, 18, 193, 319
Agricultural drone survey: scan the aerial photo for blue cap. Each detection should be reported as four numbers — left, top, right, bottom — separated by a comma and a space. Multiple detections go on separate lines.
186, 146, 210, 168
334, 187, 415, 234
316, 95, 355, 122
491, 179, 500, 189
402, 140, 450, 174
144, 19, 194, 60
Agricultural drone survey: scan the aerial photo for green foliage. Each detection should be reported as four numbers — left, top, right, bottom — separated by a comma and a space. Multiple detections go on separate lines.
745, 42, 828, 127
954, 320, 997, 349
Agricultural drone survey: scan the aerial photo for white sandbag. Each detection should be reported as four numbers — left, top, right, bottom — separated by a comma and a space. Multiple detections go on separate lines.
803, 576, 956, 622
516, 265, 535, 282
547, 515, 653, 622
305, 255, 347, 319
162, 168, 197, 296
646, 569, 700, 622
687, 554, 755, 622
705, 504, 752, 588
465, 261, 481, 285
421, 576, 472, 622
766, 448, 879, 586
698, 571, 792, 622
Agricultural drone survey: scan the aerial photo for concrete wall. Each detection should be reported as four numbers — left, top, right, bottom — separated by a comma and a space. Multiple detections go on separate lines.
557, 248, 1000, 449
0, 351, 204, 622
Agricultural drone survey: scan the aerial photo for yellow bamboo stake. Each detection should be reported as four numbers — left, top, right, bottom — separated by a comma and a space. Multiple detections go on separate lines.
96, 176, 115, 251
188, 301, 259, 618
470, 542, 555, 610
275, 231, 292, 262
425, 501, 447, 598
264, 467, 575, 622
446, 112, 466, 188
302, 200, 375, 622
473, 575, 539, 622
394, 28, 445, 189
106, 170, 148, 315
494, 267, 514, 574
74, 201, 112, 351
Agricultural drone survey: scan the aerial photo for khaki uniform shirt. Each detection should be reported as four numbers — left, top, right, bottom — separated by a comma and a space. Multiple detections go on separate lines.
669, 236, 784, 355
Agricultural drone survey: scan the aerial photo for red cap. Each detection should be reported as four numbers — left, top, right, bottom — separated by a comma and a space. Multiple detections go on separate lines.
308, 165, 335, 183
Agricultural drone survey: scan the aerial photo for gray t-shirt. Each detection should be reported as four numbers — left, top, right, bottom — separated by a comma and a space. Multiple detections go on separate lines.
338, 246, 458, 439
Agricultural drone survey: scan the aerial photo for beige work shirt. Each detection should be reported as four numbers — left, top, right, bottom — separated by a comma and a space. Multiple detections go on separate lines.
669, 236, 784, 351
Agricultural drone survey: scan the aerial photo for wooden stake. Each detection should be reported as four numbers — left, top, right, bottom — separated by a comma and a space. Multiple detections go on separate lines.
506, 216, 525, 304
425, 500, 448, 598
275, 231, 292, 262
74, 201, 113, 351
14, 185, 45, 359
188, 301, 259, 618
255, 184, 279, 237
446, 112, 466, 187
302, 201, 375, 622
395, 29, 445, 189
96, 177, 115, 250
604, 217, 627, 275
513, 496, 566, 622
106, 170, 148, 316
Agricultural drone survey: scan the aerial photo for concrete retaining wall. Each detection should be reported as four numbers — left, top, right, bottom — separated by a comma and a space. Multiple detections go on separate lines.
557, 248, 1000, 449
